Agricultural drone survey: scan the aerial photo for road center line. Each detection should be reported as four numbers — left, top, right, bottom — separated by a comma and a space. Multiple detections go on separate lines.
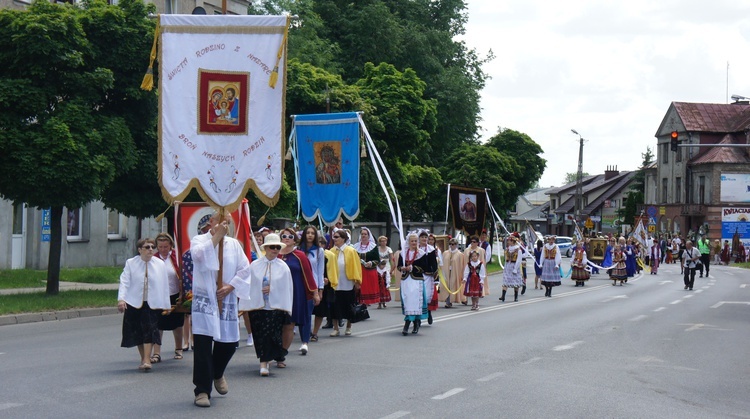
521, 357, 543, 365
629, 315, 648, 321
653, 307, 666, 312
683, 295, 694, 299
553, 341, 584, 351
432, 388, 465, 400
477, 371, 505, 382
0, 403, 23, 411
670, 300, 683, 305
379, 411, 410, 419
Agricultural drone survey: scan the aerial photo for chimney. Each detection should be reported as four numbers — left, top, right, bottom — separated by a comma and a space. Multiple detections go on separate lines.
604, 165, 619, 180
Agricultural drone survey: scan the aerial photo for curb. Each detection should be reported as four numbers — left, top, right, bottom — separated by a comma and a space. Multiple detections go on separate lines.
0, 307, 119, 327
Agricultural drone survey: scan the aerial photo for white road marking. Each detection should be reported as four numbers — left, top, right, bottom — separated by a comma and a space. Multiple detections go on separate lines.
711, 301, 750, 309
432, 388, 465, 400
553, 341, 584, 351
69, 379, 134, 393
602, 295, 628, 302
379, 411, 410, 419
702, 286, 710, 289
741, 284, 748, 288
670, 300, 683, 305
694, 290, 704, 293
0, 403, 22, 411
637, 356, 664, 363
521, 357, 543, 365
653, 307, 666, 312
477, 371, 505, 382
684, 323, 706, 331
659, 280, 674, 285
629, 315, 648, 321
683, 295, 694, 299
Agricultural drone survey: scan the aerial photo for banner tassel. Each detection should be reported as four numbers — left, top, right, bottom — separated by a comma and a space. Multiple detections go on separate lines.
268, 16, 290, 88
140, 16, 160, 91
154, 201, 173, 223
257, 206, 272, 226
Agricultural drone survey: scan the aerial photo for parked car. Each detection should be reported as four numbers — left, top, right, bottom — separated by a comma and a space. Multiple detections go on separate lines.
554, 236, 574, 257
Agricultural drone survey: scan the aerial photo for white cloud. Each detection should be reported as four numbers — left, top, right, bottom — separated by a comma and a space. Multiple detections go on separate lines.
461, 0, 750, 187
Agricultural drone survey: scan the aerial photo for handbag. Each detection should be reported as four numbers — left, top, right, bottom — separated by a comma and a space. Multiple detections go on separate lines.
349, 302, 370, 323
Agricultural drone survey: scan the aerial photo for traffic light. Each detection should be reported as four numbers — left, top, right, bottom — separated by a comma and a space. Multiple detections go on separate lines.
670, 131, 679, 151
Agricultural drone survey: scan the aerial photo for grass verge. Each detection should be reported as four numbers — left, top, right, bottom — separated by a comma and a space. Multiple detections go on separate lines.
0, 290, 117, 315
0, 267, 121, 289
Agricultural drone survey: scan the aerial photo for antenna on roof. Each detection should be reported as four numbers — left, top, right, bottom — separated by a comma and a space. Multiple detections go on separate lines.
731, 94, 750, 103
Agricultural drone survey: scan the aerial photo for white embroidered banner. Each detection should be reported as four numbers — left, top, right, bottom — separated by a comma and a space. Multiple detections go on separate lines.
158, 15, 288, 211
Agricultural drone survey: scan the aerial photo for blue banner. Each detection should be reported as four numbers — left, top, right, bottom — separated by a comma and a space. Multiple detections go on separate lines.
295, 112, 360, 223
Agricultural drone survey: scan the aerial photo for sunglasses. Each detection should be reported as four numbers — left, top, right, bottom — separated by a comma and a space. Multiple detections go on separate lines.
266, 245, 282, 250
333, 235, 341, 239
471, 240, 478, 243
280, 234, 296, 240
141, 245, 155, 250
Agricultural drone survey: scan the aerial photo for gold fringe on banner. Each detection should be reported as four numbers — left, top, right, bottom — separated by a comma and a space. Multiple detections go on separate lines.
140, 16, 161, 91
268, 16, 289, 88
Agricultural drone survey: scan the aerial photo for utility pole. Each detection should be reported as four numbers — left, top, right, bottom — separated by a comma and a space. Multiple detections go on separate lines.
570, 129, 586, 224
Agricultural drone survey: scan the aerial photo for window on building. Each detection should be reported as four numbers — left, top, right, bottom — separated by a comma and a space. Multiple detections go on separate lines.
13, 203, 24, 235
107, 210, 127, 239
662, 143, 669, 164
675, 146, 682, 163
165, 0, 174, 13
621, 197, 627, 208
551, 199, 557, 210
66, 207, 82, 240
675, 177, 682, 203
661, 178, 668, 203
699, 176, 706, 204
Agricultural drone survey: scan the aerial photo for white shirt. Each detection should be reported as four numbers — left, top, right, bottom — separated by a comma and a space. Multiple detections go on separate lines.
336, 245, 355, 291
190, 231, 251, 343
117, 256, 171, 310
239, 256, 293, 313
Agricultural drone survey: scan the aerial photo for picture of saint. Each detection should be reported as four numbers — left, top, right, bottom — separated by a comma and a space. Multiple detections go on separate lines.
460, 194, 477, 222
593, 243, 603, 257
198, 70, 248, 134
314, 142, 341, 184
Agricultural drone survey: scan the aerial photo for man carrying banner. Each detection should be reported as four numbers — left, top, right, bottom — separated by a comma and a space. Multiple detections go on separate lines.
190, 212, 251, 408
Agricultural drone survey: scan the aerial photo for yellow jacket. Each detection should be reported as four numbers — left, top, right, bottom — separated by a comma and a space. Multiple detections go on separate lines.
323, 249, 338, 289
330, 245, 363, 285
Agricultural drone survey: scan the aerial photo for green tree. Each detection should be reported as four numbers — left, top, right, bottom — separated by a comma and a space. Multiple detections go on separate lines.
564, 172, 590, 185
0, 0, 140, 294
486, 128, 547, 207
619, 146, 655, 223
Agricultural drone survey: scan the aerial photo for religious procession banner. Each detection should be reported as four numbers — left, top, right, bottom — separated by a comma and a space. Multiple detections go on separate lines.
157, 15, 289, 211
173, 200, 254, 262
292, 112, 361, 224
449, 186, 487, 237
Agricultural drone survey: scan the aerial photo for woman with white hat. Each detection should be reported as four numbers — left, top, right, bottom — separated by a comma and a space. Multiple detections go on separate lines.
239, 233, 294, 376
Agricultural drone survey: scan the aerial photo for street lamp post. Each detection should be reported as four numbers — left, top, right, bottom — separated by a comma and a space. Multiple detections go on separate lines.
570, 129, 586, 224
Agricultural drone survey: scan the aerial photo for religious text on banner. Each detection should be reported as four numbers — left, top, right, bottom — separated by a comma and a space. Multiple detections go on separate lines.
294, 112, 360, 224
158, 15, 288, 211
449, 186, 487, 237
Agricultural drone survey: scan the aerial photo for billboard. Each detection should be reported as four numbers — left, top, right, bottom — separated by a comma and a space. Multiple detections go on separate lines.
720, 173, 750, 203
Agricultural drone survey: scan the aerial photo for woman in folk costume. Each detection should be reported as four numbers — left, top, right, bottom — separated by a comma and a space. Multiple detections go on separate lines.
239, 234, 294, 377
533, 239, 544, 290
570, 240, 590, 287
398, 233, 436, 335
624, 238, 637, 278
649, 239, 661, 274
540, 235, 562, 297
500, 235, 524, 302
441, 238, 467, 307
375, 259, 391, 308
376, 235, 395, 308
609, 237, 628, 286
117, 238, 171, 371
418, 231, 440, 325
353, 227, 381, 305
462, 250, 485, 310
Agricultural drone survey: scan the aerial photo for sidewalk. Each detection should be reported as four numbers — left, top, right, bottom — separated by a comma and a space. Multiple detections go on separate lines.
0, 282, 120, 327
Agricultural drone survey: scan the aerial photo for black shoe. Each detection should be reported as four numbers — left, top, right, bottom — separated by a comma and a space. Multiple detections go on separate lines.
521, 286, 526, 295
322, 321, 333, 329
338, 319, 345, 327
412, 320, 420, 334
402, 321, 410, 336
427, 312, 433, 325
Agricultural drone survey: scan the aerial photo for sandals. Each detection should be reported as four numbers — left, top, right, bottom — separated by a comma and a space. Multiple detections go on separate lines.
276, 361, 287, 368
149, 354, 162, 364
310, 334, 318, 342
138, 363, 152, 371
174, 350, 183, 360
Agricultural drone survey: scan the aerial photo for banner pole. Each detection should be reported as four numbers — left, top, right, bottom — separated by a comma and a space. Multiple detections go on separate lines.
217, 207, 225, 314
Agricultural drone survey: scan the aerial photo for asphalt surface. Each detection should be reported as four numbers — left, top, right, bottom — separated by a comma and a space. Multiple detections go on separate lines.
1, 263, 748, 418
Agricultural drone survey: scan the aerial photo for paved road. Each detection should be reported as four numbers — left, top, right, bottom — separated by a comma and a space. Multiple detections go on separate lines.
1, 262, 748, 418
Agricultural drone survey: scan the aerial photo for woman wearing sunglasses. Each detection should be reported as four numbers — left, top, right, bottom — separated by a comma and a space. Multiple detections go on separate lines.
278, 228, 319, 361
117, 238, 171, 371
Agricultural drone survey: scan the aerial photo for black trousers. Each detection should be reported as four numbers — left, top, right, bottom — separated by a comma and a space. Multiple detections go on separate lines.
193, 334, 237, 397
683, 267, 696, 289
699, 254, 710, 276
